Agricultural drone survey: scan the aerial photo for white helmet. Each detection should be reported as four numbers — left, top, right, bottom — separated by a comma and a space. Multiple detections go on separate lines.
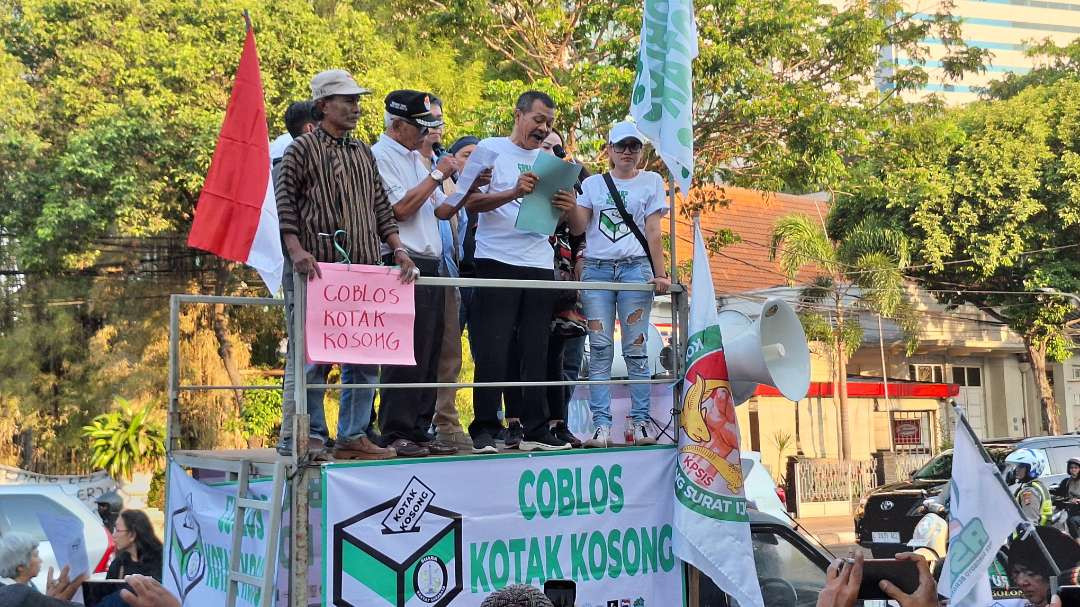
1005, 448, 1044, 480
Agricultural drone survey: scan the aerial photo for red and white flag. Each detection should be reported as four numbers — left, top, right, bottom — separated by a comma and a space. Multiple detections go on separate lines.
187, 24, 283, 294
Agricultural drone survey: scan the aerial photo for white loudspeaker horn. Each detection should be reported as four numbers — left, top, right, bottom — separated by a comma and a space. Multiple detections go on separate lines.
716, 298, 811, 404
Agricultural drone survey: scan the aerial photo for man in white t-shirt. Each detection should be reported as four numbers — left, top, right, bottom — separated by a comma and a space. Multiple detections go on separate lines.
370, 89, 462, 458
464, 90, 577, 454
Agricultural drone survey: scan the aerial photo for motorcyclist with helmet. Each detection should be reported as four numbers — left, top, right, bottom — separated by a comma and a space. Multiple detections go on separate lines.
1006, 449, 1054, 526
1054, 456, 1080, 537
95, 490, 123, 533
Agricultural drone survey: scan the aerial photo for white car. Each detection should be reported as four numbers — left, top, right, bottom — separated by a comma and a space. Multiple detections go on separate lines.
0, 484, 114, 588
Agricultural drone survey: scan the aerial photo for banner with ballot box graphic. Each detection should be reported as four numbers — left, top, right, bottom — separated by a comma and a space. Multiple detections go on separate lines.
323, 447, 682, 607
164, 463, 285, 607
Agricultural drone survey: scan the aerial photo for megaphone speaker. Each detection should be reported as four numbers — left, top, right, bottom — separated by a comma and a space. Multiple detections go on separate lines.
716, 298, 811, 404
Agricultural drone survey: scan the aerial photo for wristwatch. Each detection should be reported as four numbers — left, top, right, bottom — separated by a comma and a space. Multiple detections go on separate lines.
430, 168, 445, 183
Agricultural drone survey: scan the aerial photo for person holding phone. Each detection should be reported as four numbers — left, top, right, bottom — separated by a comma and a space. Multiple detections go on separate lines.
569, 121, 670, 448
816, 552, 939, 607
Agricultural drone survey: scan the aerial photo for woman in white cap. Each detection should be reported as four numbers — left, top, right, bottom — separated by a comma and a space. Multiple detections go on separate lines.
570, 121, 670, 448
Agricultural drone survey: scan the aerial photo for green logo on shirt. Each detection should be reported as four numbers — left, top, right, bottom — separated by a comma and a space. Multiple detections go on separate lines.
598, 190, 632, 243
517, 163, 532, 174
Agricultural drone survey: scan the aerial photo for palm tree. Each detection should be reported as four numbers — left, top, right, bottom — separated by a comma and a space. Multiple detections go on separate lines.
770, 215, 917, 460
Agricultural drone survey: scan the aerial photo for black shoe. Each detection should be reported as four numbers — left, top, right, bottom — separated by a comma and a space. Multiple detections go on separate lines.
503, 421, 524, 448
552, 422, 581, 448
472, 434, 498, 454
519, 430, 571, 452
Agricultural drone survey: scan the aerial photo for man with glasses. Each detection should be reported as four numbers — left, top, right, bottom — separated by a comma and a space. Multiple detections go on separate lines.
371, 90, 463, 457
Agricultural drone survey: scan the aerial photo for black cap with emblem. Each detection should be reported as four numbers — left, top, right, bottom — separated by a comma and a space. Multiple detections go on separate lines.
385, 90, 444, 129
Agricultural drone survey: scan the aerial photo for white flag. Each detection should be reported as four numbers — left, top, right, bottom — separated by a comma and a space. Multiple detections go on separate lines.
939, 412, 1024, 606
674, 220, 764, 607
629, 0, 698, 194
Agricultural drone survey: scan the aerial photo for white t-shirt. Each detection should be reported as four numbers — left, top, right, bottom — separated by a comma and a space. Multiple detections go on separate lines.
578, 171, 667, 260
371, 133, 444, 258
472, 137, 553, 269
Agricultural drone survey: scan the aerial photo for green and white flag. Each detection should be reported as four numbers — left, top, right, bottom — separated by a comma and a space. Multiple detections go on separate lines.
675, 220, 763, 607
630, 0, 698, 194
939, 412, 1023, 606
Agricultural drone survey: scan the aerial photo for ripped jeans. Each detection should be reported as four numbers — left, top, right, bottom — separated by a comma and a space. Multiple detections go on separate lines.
580, 256, 654, 428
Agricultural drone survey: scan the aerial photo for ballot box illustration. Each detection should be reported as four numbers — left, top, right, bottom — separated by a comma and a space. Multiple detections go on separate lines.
333, 477, 462, 607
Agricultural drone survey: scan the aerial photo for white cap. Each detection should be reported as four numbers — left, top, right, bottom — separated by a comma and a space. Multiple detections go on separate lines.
310, 69, 371, 101
608, 121, 646, 144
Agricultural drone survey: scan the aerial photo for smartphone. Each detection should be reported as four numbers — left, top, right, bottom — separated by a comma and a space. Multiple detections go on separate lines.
1059, 585, 1080, 607
848, 558, 920, 600
544, 579, 577, 607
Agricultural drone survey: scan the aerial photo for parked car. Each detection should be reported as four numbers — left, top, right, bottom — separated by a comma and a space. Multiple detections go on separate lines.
855, 434, 1080, 557
0, 484, 114, 588
697, 509, 834, 606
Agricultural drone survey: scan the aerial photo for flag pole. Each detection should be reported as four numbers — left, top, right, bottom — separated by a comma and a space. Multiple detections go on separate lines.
952, 404, 1061, 578
669, 170, 683, 432
242, 9, 252, 32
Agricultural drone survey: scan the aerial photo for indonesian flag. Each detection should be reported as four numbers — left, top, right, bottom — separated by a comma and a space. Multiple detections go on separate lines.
187, 24, 283, 294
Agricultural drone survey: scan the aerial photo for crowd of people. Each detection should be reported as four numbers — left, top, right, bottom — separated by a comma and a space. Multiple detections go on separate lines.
273, 69, 672, 460
0, 505, 172, 607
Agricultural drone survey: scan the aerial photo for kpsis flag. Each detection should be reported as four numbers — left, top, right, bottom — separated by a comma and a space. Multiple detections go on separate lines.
187, 24, 283, 294
630, 0, 698, 194
674, 220, 763, 607
940, 411, 1023, 606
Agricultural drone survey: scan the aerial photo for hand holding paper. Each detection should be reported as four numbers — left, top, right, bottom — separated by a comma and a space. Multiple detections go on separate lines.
515, 153, 581, 235
445, 146, 498, 207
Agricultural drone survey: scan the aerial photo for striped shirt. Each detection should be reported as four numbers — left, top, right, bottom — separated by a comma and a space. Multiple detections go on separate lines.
275, 126, 398, 265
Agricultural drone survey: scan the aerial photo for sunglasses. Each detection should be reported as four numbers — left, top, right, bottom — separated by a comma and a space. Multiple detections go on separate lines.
612, 141, 643, 154
400, 119, 430, 136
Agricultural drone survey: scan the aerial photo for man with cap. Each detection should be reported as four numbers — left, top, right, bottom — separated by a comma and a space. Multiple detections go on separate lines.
370, 89, 472, 457
275, 69, 417, 460
464, 90, 577, 454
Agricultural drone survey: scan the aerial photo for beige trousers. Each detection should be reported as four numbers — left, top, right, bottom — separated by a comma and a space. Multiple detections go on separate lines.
433, 287, 464, 433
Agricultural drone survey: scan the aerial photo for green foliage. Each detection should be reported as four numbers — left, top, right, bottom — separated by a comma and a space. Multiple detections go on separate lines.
82, 398, 166, 481
224, 375, 282, 446
834, 74, 1080, 432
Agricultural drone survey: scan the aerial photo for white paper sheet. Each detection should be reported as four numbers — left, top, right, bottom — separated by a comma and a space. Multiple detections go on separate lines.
37, 512, 89, 578
444, 146, 498, 207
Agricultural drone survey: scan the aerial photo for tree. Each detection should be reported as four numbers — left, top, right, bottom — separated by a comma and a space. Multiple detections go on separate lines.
770, 215, 916, 459
398, 0, 988, 194
0, 0, 492, 467
832, 78, 1080, 435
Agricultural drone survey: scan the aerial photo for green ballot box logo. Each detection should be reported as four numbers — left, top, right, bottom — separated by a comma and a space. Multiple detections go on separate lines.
334, 476, 462, 607
949, 517, 990, 578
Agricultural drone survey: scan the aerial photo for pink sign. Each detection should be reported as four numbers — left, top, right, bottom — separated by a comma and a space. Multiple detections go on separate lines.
305, 263, 415, 366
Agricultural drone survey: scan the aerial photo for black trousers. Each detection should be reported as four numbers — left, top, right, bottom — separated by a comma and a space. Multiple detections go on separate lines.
546, 332, 568, 421
469, 258, 557, 439
379, 255, 444, 443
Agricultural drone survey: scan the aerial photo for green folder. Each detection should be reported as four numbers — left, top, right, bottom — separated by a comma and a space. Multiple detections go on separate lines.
514, 152, 580, 235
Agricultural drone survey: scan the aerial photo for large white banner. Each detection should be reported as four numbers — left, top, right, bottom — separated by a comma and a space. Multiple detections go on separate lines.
0, 464, 116, 509
323, 447, 681, 607
163, 462, 280, 607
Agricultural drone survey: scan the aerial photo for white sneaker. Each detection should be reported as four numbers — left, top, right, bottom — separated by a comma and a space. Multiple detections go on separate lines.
584, 426, 610, 448
633, 421, 657, 446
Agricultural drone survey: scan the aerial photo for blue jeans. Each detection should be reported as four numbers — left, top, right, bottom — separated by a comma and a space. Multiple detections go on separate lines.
280, 257, 378, 446
580, 257, 654, 428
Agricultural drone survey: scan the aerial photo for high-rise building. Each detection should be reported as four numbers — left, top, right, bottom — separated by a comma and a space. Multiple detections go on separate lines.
862, 0, 1079, 104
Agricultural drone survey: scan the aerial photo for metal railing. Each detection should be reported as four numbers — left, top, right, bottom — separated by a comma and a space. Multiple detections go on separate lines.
794, 458, 878, 503
166, 275, 688, 454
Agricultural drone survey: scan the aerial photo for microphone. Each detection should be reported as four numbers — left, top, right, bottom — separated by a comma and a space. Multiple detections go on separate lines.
432, 142, 446, 159
552, 144, 567, 159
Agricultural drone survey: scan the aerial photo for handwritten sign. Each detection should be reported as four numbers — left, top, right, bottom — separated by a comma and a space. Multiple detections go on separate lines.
305, 263, 415, 366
